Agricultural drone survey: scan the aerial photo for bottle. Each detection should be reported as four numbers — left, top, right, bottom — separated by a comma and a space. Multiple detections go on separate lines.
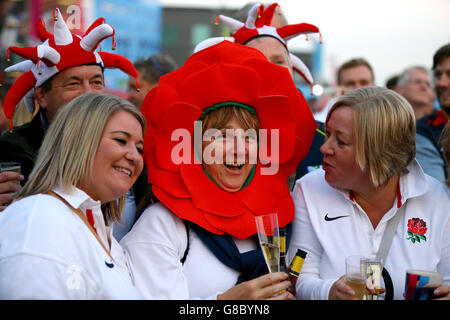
279, 228, 288, 273
287, 248, 307, 295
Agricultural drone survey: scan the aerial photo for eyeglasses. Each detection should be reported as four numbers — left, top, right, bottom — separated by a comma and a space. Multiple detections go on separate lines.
406, 79, 431, 88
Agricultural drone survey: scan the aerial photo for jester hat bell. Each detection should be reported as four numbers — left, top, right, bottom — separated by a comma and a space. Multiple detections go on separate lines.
194, 2, 322, 87
1, 8, 138, 127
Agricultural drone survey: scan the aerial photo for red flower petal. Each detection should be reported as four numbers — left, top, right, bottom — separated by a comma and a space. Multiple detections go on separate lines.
236, 163, 292, 214
153, 102, 203, 172
148, 162, 190, 199
204, 196, 294, 240
144, 61, 209, 125
409, 227, 419, 234
251, 95, 296, 164
418, 227, 427, 235
153, 186, 224, 235
180, 62, 261, 109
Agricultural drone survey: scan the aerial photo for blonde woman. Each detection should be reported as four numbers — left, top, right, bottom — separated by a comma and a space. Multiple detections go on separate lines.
0, 93, 145, 299
289, 87, 450, 300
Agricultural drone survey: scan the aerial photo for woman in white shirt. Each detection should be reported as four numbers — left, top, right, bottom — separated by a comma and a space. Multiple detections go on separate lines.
121, 40, 317, 299
289, 86, 450, 300
0, 93, 145, 299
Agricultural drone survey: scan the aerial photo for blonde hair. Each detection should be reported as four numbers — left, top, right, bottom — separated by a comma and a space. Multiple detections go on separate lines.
440, 123, 450, 187
17, 93, 146, 223
326, 86, 416, 188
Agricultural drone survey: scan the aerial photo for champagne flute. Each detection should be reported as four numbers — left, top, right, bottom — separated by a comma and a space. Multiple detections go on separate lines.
255, 213, 280, 273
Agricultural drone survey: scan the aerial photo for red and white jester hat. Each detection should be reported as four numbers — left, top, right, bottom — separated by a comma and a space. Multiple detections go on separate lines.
1, 8, 138, 126
194, 2, 322, 88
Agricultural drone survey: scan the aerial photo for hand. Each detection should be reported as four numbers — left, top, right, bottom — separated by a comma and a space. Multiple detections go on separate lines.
0, 171, 23, 211
329, 275, 358, 300
217, 272, 295, 300
433, 285, 450, 300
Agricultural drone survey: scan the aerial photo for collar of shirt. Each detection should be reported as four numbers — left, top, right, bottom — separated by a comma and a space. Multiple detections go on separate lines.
334, 159, 429, 208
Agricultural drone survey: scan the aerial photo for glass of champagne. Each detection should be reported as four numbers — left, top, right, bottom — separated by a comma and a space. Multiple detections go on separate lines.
345, 255, 368, 300
255, 213, 280, 273
364, 257, 383, 299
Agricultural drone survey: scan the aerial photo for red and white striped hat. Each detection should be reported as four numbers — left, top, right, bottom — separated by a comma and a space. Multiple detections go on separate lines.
1, 8, 138, 128
194, 3, 322, 87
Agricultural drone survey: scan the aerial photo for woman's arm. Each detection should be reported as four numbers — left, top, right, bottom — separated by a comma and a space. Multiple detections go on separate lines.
289, 181, 338, 300
121, 204, 190, 299
0, 254, 96, 299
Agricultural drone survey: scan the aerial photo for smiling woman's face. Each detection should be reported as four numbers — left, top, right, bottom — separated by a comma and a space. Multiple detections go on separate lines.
201, 108, 259, 192
78, 110, 144, 203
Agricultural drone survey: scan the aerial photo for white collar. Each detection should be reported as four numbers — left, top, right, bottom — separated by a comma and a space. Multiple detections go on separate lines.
398, 159, 429, 203
335, 159, 429, 205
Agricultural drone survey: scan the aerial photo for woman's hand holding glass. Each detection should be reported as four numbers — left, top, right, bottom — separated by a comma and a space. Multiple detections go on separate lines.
217, 272, 294, 300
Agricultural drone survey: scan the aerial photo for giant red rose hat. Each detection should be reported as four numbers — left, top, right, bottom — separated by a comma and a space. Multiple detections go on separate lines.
142, 41, 317, 239
193, 2, 322, 88
0, 8, 138, 129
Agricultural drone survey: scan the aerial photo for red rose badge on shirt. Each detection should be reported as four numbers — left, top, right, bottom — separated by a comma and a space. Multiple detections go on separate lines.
407, 218, 427, 244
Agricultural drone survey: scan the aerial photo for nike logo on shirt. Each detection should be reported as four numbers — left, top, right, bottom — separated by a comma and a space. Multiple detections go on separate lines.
324, 214, 350, 221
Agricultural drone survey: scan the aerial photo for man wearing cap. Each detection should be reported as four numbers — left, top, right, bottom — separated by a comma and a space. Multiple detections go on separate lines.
0, 9, 138, 210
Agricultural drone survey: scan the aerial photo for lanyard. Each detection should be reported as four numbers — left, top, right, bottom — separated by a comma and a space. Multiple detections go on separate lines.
47, 191, 114, 262
376, 202, 406, 266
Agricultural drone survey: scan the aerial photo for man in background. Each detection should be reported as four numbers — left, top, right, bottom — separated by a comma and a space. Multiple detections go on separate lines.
127, 54, 177, 110
415, 43, 450, 182
314, 57, 375, 123
395, 66, 434, 120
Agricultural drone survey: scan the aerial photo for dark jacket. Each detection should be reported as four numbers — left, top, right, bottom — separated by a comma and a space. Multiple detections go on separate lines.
0, 111, 45, 184
295, 120, 325, 180
416, 110, 448, 179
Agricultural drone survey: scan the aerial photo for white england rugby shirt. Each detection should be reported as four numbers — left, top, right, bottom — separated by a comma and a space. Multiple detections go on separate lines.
0, 186, 140, 299
288, 160, 450, 300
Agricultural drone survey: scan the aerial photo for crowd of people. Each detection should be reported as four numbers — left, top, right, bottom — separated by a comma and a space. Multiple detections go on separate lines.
0, 2, 448, 301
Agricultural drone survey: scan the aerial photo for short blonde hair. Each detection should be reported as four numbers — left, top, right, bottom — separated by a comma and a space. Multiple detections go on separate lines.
440, 123, 450, 187
17, 93, 146, 223
326, 86, 416, 188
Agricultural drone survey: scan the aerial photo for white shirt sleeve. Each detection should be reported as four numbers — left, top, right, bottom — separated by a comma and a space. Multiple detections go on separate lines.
289, 182, 338, 300
0, 254, 97, 299
121, 203, 190, 299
